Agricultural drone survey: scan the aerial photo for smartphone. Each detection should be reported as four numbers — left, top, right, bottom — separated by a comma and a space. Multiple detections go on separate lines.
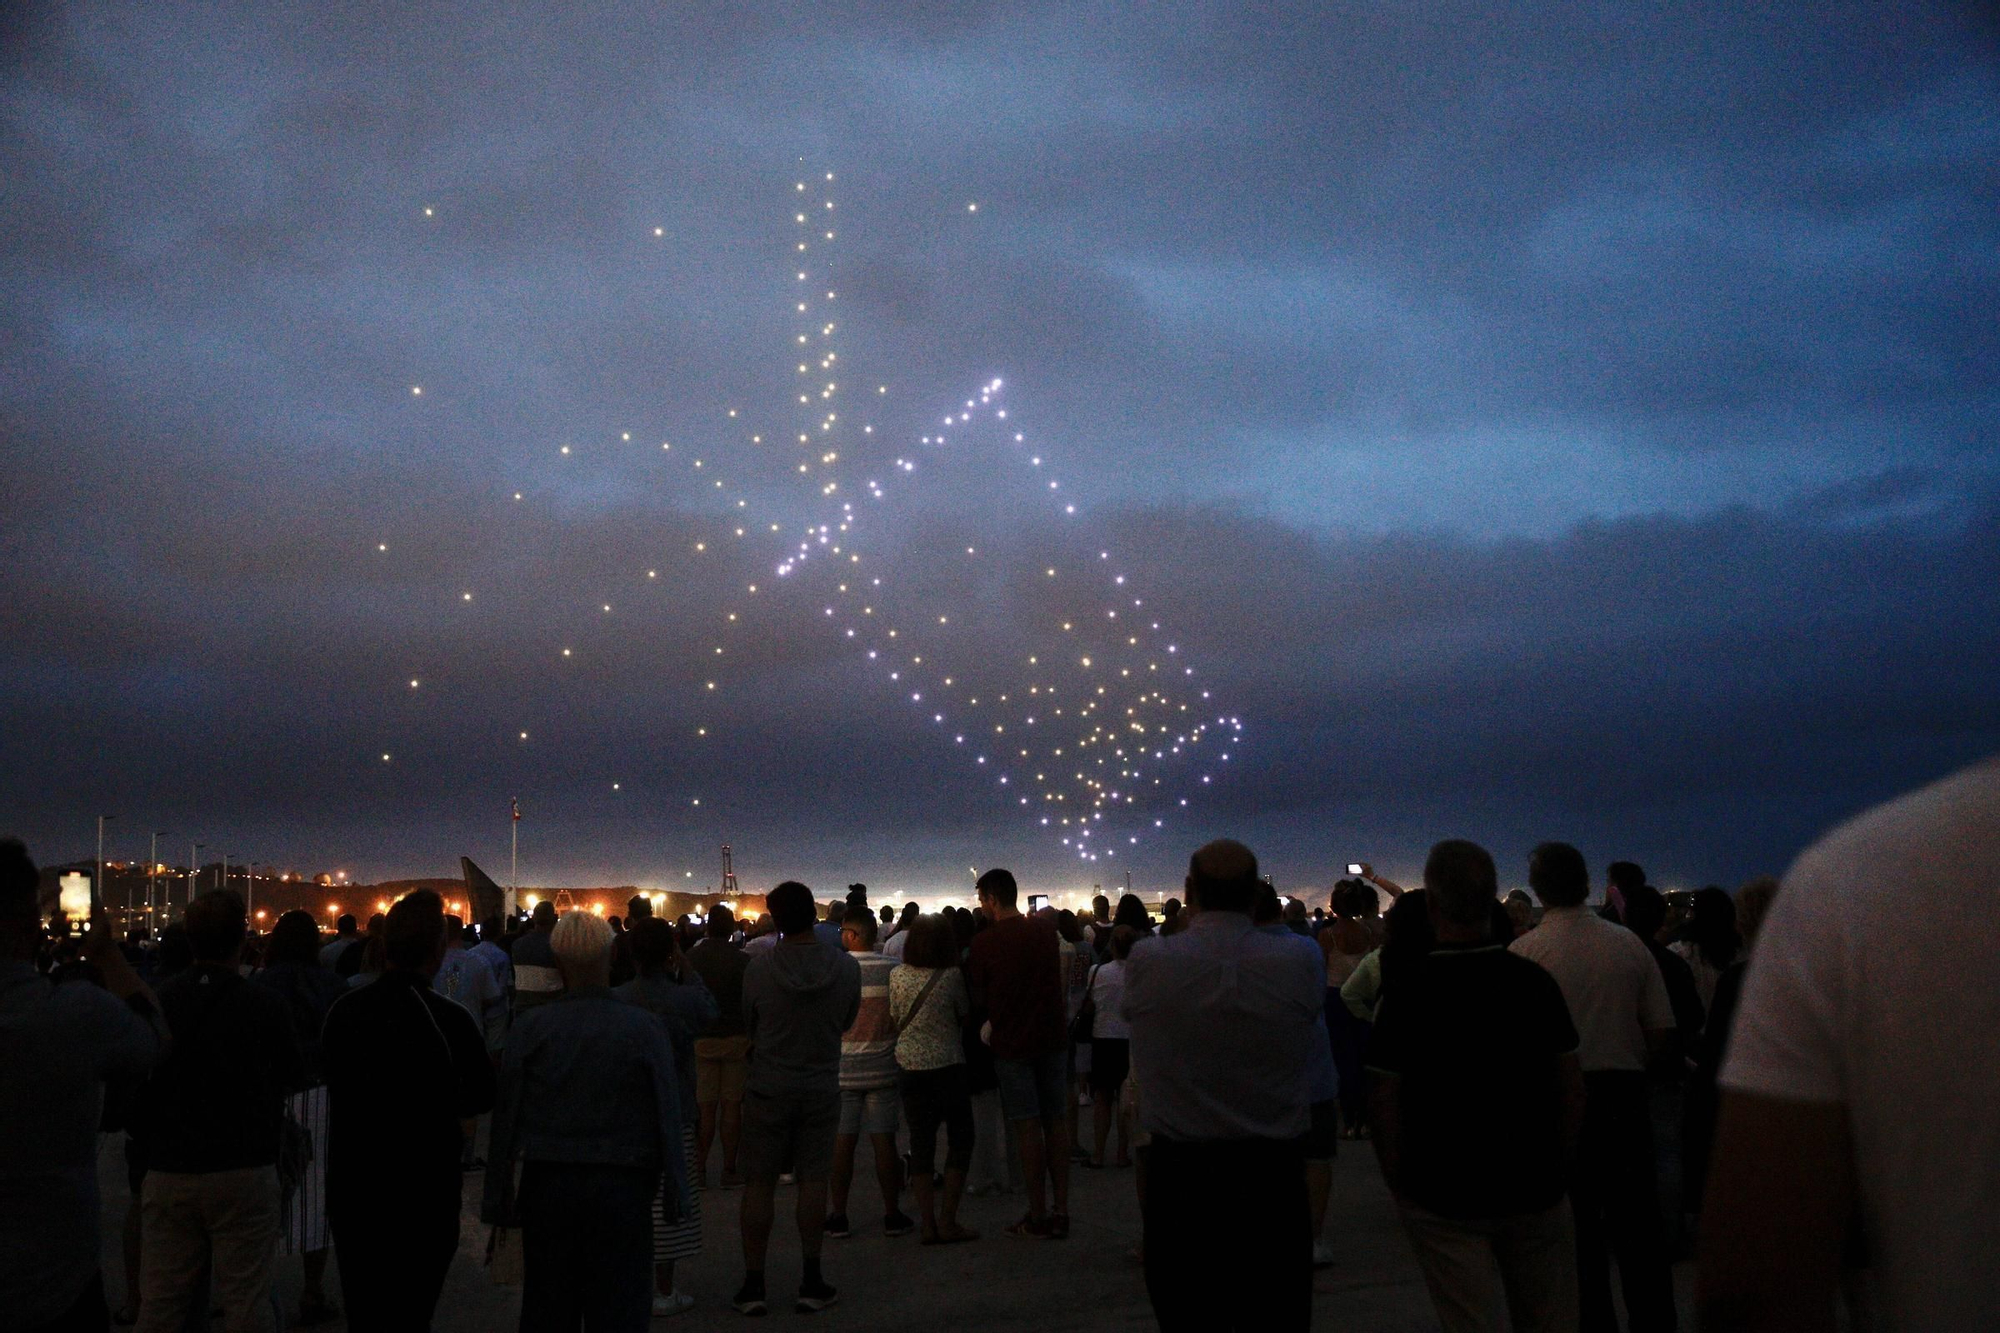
1026, 893, 1050, 913
57, 871, 94, 922
1346, 863, 1366, 877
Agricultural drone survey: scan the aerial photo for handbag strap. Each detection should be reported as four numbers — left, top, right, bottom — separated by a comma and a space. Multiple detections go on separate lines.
893, 966, 950, 1036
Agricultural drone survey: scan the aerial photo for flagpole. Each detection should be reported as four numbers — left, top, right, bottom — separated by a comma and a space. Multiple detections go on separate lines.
507, 797, 519, 921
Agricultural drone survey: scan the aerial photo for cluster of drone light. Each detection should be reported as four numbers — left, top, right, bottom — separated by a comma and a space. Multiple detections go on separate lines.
378, 169, 1243, 860
781, 376, 1245, 863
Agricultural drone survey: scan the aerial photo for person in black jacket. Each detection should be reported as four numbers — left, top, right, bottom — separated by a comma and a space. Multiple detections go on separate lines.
322, 890, 496, 1332
134, 890, 305, 1333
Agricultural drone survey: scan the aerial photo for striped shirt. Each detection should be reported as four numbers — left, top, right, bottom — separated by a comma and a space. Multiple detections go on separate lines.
839, 951, 898, 1090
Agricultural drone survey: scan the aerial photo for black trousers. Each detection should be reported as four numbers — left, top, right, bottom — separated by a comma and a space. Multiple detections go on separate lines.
901, 1064, 976, 1174
1574, 1071, 1677, 1332
518, 1162, 656, 1333
331, 1199, 459, 1333
1143, 1137, 1311, 1332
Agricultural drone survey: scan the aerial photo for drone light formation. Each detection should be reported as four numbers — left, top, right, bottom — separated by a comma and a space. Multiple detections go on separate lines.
377, 163, 1242, 866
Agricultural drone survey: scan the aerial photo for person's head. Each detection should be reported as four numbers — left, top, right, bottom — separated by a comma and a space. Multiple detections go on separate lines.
1092, 894, 1111, 923
1619, 884, 1668, 941
531, 900, 557, 932
767, 881, 817, 937
847, 883, 868, 910
1380, 889, 1432, 955
185, 890, 248, 964
268, 910, 322, 966
552, 910, 614, 988
1252, 882, 1282, 925
879, 904, 894, 925
444, 914, 465, 948
975, 868, 1018, 916
1185, 840, 1258, 914
1282, 898, 1308, 926
627, 894, 652, 921
1111, 923, 1140, 961
1423, 840, 1498, 933
1113, 893, 1150, 932
1686, 886, 1741, 968
1527, 842, 1590, 908
1503, 889, 1537, 934
706, 904, 736, 940
902, 913, 956, 969
0, 838, 41, 959
335, 912, 358, 937
385, 890, 448, 974
1606, 860, 1647, 898
155, 922, 194, 977
608, 914, 624, 933
1734, 876, 1780, 951
628, 915, 678, 975
1162, 897, 1182, 919
479, 916, 502, 942
1055, 909, 1085, 943
840, 903, 879, 952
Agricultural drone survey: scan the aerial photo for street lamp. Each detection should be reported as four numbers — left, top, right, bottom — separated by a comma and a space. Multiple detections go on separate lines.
189, 842, 204, 906
149, 831, 168, 928
96, 814, 116, 931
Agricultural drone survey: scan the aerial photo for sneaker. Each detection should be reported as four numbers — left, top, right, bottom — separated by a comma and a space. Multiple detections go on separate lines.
795, 1279, 839, 1314
883, 1210, 915, 1238
652, 1291, 696, 1318
730, 1282, 768, 1317
1311, 1240, 1334, 1269
823, 1211, 852, 1239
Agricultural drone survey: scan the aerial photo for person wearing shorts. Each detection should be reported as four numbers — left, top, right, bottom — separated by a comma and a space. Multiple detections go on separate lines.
966, 869, 1073, 1239
824, 908, 912, 1239
688, 907, 753, 1188
733, 883, 860, 1317
1086, 925, 1140, 1168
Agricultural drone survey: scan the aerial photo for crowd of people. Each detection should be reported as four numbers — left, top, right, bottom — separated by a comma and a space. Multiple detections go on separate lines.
4, 752, 1997, 1331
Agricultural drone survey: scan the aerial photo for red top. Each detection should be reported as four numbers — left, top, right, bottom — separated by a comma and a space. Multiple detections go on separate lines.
966, 913, 1066, 1060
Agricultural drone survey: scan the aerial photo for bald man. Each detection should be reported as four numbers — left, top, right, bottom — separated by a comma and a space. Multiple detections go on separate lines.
1123, 840, 1325, 1332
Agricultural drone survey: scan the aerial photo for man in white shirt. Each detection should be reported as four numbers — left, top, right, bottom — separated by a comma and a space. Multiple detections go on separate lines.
1511, 842, 1677, 1333
1124, 840, 1323, 1331
319, 913, 359, 970
1699, 756, 2000, 1330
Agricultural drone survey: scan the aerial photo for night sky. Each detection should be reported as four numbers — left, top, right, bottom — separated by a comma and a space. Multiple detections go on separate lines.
4, 3, 1996, 896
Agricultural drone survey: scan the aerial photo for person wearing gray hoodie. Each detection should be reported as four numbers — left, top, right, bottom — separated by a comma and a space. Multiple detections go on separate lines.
734, 881, 861, 1317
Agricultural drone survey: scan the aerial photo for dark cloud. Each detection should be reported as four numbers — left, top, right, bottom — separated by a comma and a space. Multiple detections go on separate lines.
2, 1, 1993, 891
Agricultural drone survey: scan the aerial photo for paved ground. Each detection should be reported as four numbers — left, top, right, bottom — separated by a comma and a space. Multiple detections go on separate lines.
98, 1132, 1693, 1330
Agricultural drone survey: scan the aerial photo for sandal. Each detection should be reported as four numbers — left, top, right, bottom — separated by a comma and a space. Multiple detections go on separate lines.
1003, 1213, 1053, 1239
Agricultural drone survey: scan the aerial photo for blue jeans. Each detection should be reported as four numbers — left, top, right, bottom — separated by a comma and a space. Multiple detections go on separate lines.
993, 1048, 1067, 1123
519, 1162, 656, 1332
